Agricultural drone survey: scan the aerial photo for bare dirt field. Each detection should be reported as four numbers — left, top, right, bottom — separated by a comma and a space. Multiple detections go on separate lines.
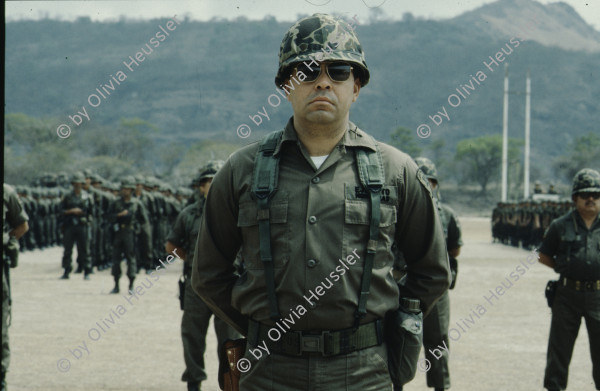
5, 217, 597, 390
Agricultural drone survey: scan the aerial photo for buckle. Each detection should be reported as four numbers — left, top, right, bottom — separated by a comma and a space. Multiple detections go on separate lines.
585, 282, 593, 291
576, 281, 581, 291
300, 332, 327, 355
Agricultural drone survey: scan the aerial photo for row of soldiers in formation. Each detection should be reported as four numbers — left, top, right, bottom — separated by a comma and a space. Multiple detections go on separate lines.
491, 198, 573, 249
11, 170, 197, 274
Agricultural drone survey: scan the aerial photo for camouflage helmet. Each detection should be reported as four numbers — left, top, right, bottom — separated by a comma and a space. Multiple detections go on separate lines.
414, 157, 439, 183
198, 160, 225, 182
275, 13, 369, 87
120, 176, 136, 190
70, 172, 86, 184
571, 168, 600, 195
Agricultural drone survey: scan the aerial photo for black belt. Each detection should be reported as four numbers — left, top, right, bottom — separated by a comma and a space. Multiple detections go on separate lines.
247, 319, 383, 357
560, 277, 600, 292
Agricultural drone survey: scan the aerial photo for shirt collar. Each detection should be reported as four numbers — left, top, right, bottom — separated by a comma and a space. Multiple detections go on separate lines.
274, 117, 377, 156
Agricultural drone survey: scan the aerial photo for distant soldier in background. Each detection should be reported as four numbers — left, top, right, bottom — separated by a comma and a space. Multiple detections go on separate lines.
548, 182, 558, 195
414, 157, 463, 391
534, 181, 544, 194
60, 173, 93, 280
91, 175, 113, 271
166, 161, 241, 391
134, 175, 154, 274
3, 183, 29, 391
109, 177, 148, 294
539, 168, 600, 391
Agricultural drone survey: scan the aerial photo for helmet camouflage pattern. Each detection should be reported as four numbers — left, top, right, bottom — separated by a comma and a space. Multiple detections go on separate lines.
70, 172, 86, 184
275, 13, 370, 87
198, 160, 225, 182
120, 176, 136, 190
571, 168, 600, 195
414, 157, 439, 183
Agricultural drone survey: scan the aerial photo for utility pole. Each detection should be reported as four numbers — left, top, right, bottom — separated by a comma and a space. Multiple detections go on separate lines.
523, 71, 531, 199
501, 63, 509, 202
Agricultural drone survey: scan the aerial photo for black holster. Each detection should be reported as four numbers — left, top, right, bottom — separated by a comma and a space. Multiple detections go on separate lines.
545, 280, 558, 308
178, 275, 186, 310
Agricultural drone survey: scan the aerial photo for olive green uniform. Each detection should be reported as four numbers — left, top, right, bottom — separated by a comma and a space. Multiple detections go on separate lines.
540, 210, 600, 390
3, 184, 29, 385
192, 120, 450, 390
167, 195, 241, 386
422, 202, 462, 390
61, 189, 92, 276
109, 196, 148, 280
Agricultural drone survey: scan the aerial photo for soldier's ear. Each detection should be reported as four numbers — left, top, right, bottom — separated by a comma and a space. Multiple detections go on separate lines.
352, 77, 361, 102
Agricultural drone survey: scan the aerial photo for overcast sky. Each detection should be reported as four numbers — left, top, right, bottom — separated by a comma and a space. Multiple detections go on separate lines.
5, 0, 600, 30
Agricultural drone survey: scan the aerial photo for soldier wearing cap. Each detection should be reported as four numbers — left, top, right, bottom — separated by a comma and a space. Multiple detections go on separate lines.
411, 157, 462, 391
534, 181, 543, 194
539, 168, 600, 391
60, 172, 93, 280
166, 161, 241, 391
108, 176, 149, 293
192, 14, 450, 390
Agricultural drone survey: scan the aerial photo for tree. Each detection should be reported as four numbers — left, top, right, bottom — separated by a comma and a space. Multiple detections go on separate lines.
554, 132, 600, 182
454, 134, 522, 195
389, 126, 422, 158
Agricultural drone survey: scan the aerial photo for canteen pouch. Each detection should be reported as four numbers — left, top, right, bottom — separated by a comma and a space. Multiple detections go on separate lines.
385, 305, 423, 386
545, 280, 558, 308
219, 338, 247, 391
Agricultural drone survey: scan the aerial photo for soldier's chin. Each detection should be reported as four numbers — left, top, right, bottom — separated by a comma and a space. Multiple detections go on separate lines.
305, 110, 336, 123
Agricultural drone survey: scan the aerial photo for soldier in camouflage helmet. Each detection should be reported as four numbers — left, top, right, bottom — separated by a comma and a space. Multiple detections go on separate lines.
193, 14, 449, 391
59, 173, 93, 280
108, 176, 149, 293
412, 157, 463, 391
539, 168, 600, 391
166, 160, 239, 391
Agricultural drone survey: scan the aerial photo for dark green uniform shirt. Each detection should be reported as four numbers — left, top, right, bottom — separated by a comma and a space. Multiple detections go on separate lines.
540, 209, 600, 280
192, 119, 450, 335
167, 196, 204, 274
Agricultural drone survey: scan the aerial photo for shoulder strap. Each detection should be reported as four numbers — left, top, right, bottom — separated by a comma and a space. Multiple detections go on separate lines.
354, 140, 384, 328
251, 130, 283, 321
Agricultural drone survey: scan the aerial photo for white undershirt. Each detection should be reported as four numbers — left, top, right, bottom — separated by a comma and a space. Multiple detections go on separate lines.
310, 155, 329, 169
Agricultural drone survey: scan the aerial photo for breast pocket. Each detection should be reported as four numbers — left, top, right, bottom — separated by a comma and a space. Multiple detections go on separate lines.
343, 199, 397, 269
237, 199, 290, 269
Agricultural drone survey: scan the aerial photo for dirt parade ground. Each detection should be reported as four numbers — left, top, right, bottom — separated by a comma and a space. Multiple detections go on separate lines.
4, 217, 597, 391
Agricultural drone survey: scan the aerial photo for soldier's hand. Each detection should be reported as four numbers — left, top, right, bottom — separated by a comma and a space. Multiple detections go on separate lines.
117, 209, 129, 217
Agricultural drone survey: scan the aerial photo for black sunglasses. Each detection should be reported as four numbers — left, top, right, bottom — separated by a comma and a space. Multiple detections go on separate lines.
293, 62, 353, 82
578, 192, 600, 200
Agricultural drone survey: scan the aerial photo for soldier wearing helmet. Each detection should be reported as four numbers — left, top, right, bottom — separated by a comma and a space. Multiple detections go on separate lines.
538, 168, 600, 391
165, 161, 239, 391
59, 172, 93, 280
412, 157, 462, 391
107, 176, 149, 294
192, 14, 449, 391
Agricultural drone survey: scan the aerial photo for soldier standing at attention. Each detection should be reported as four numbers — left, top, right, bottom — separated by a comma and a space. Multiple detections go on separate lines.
109, 177, 148, 294
166, 162, 241, 391
410, 158, 462, 391
192, 14, 450, 390
539, 168, 600, 391
3, 184, 29, 391
60, 173, 93, 280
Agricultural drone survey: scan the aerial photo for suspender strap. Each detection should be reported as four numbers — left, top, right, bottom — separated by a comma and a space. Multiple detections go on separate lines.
251, 130, 283, 321
354, 144, 385, 328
